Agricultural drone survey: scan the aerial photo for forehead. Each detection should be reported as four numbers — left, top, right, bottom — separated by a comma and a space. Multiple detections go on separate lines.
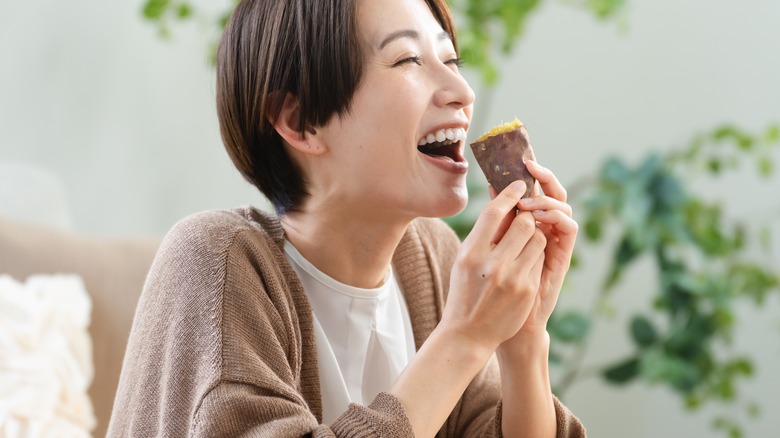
356, 0, 444, 50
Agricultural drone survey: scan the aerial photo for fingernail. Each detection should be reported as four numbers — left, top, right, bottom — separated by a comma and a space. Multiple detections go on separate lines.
532, 209, 546, 216
520, 198, 534, 205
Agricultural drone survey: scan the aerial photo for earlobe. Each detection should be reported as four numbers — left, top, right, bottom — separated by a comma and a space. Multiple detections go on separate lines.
270, 92, 327, 155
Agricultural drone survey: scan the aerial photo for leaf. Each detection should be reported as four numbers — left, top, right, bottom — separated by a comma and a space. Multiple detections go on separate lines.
611, 234, 643, 276
707, 157, 722, 174
583, 216, 603, 241
549, 311, 591, 343
603, 357, 639, 384
726, 358, 753, 377
601, 157, 629, 184
585, 0, 627, 19
713, 125, 739, 142
757, 155, 773, 177
630, 315, 658, 347
764, 124, 780, 143
747, 401, 760, 418
143, 0, 170, 20
177, 3, 193, 19
639, 349, 700, 392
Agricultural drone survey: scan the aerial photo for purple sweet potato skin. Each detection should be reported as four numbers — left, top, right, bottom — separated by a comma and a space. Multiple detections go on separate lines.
469, 126, 536, 198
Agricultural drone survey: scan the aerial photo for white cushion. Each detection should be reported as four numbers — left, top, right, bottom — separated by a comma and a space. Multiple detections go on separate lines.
0, 274, 95, 437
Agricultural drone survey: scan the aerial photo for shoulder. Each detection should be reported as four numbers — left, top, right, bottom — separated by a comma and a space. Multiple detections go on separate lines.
141, 206, 286, 309
163, 207, 276, 250
155, 207, 282, 267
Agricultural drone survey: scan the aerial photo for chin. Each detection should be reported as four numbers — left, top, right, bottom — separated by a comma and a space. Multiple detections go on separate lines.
426, 185, 469, 218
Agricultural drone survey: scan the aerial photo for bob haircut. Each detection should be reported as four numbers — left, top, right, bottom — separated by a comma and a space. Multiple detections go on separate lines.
216, 0, 458, 215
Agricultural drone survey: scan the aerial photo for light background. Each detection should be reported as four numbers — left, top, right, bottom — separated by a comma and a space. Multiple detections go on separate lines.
1, 0, 778, 436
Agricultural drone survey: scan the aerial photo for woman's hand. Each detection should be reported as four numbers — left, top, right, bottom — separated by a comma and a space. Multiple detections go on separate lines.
487, 162, 577, 438
511, 160, 578, 337
439, 180, 547, 355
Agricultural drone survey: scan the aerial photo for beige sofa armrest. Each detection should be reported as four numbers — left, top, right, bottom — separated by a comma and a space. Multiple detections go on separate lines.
0, 217, 160, 438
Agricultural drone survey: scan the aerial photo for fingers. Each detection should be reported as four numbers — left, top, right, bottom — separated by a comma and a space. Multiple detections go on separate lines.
467, 181, 527, 250
518, 194, 573, 218
530, 209, 579, 249
493, 211, 542, 258
508, 225, 547, 268
526, 160, 567, 202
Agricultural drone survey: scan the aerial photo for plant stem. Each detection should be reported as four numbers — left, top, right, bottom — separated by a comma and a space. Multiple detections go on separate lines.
554, 286, 611, 398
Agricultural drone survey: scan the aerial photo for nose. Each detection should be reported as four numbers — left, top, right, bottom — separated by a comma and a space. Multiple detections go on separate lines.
431, 63, 476, 110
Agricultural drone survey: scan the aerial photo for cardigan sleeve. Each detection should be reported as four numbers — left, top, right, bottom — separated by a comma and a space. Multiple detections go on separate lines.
192, 384, 414, 437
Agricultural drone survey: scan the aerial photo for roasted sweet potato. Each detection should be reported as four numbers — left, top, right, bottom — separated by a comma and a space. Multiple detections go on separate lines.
469, 119, 536, 198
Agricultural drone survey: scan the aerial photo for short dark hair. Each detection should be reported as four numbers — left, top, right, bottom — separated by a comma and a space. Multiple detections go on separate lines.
216, 0, 457, 215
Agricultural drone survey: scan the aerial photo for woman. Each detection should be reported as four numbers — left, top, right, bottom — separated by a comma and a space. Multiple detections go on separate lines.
109, 0, 585, 436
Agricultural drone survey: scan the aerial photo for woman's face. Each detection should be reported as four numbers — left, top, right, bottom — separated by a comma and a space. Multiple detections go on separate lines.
307, 0, 475, 222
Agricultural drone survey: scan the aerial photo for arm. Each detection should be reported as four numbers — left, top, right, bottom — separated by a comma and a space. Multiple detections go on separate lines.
497, 331, 556, 437
497, 160, 581, 438
387, 180, 548, 437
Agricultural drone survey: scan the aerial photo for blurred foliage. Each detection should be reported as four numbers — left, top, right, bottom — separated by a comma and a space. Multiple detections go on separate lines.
547, 124, 780, 438
140, 0, 624, 83
141, 1, 779, 436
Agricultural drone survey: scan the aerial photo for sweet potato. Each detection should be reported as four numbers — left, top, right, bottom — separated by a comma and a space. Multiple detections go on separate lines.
469, 119, 536, 198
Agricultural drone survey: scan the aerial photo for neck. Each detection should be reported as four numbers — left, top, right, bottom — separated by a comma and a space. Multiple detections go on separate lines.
280, 203, 411, 289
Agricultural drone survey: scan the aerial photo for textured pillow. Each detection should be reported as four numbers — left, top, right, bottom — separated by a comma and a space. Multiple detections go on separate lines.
0, 274, 96, 437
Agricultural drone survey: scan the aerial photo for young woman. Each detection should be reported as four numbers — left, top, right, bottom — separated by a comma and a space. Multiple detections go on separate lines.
109, 0, 585, 436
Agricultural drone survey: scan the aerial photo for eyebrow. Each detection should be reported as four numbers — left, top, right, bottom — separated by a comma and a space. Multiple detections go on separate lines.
378, 29, 452, 50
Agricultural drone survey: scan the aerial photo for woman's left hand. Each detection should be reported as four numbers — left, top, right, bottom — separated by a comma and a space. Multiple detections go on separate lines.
497, 160, 578, 338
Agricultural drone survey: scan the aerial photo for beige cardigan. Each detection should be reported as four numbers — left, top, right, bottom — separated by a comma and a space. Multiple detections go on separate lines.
108, 207, 585, 437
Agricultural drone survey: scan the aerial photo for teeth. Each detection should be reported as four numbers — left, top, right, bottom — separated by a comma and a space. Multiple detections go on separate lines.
418, 127, 468, 147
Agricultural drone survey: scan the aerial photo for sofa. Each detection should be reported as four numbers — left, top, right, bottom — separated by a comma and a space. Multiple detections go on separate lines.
0, 216, 160, 437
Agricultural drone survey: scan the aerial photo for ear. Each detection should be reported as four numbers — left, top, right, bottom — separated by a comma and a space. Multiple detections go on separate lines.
270, 92, 327, 156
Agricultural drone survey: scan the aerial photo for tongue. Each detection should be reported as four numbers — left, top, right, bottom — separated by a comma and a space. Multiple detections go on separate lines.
425, 152, 455, 162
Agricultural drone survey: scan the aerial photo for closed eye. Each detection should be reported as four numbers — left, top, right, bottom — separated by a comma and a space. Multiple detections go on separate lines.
446, 57, 465, 69
393, 56, 423, 67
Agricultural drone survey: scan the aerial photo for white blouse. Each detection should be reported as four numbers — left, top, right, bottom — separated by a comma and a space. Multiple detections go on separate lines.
283, 241, 417, 425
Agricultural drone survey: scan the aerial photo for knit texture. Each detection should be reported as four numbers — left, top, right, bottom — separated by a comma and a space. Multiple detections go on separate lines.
108, 206, 586, 437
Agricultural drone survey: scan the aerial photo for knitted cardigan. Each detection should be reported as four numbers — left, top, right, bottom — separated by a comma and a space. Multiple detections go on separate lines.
108, 206, 586, 437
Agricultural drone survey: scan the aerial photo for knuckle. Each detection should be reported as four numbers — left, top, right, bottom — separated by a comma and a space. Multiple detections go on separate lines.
514, 213, 536, 234
532, 230, 547, 248
514, 283, 535, 300
570, 219, 580, 233
455, 252, 478, 271
481, 206, 503, 219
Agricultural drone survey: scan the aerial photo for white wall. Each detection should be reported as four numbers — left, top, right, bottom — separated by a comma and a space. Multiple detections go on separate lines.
1, 0, 778, 436
0, 0, 262, 235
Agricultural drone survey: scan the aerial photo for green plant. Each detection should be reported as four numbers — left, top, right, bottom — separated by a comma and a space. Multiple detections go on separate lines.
550, 124, 780, 438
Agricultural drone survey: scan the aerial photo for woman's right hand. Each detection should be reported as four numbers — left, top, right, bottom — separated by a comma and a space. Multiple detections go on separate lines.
439, 180, 547, 355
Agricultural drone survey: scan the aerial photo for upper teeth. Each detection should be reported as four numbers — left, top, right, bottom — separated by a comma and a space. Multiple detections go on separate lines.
418, 127, 468, 146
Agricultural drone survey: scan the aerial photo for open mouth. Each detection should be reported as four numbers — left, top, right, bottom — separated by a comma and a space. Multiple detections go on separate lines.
417, 127, 467, 162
